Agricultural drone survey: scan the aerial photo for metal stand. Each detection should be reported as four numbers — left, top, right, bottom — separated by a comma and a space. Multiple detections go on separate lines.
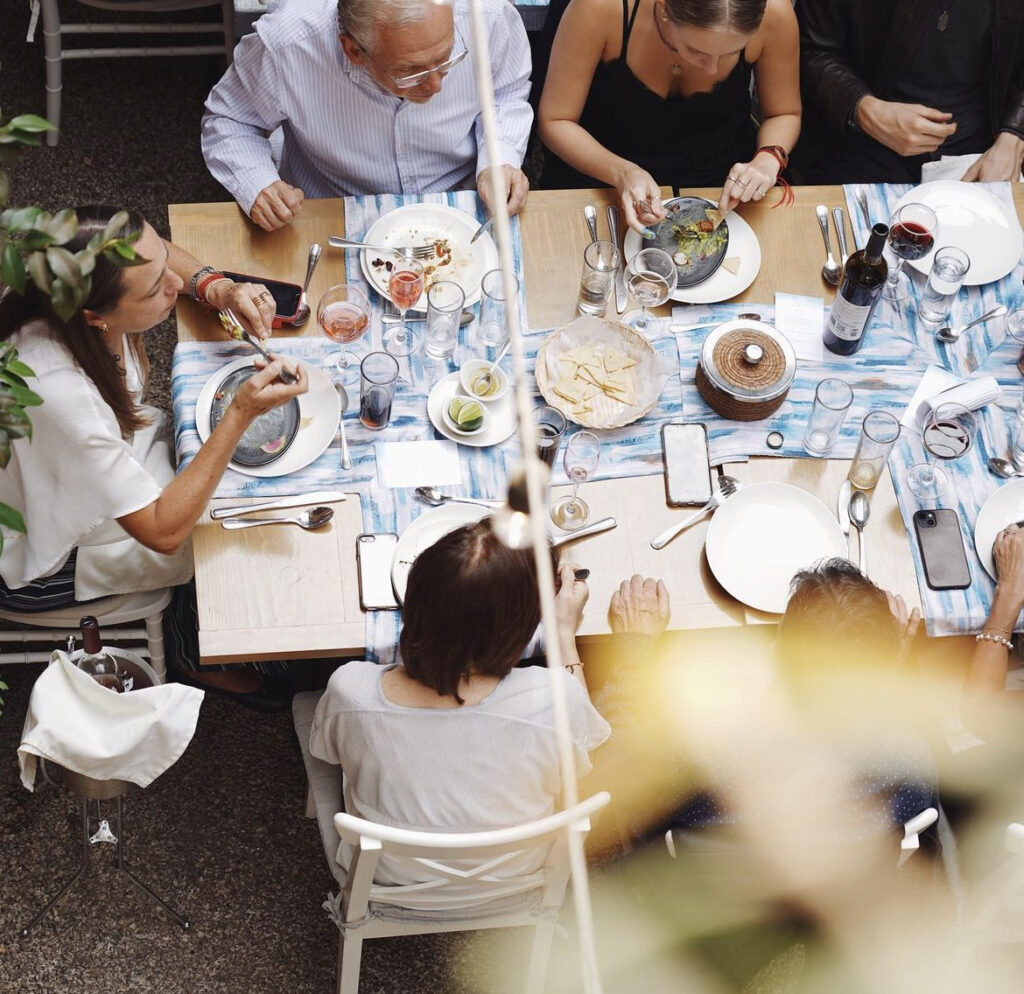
20, 791, 189, 936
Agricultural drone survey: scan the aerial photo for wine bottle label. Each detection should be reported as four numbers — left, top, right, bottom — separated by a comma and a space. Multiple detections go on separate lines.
827, 295, 871, 342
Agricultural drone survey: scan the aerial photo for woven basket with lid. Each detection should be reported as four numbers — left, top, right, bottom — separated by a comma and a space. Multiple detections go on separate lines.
696, 320, 797, 421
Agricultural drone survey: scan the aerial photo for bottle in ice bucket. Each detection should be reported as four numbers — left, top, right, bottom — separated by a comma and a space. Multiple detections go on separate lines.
77, 616, 124, 692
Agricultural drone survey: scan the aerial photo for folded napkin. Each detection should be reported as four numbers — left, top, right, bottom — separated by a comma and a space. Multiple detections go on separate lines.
918, 375, 1001, 426
18, 651, 204, 791
920, 154, 981, 183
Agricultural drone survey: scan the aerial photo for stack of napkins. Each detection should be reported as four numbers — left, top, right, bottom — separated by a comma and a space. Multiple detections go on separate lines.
901, 367, 1001, 432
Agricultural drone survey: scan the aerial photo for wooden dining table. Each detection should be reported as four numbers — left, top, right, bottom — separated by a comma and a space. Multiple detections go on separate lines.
168, 184, 1024, 664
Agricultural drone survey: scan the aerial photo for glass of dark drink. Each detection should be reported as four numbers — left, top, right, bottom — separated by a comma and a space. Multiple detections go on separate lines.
884, 202, 938, 303
534, 405, 567, 469
383, 257, 425, 358
359, 351, 400, 430
318, 284, 371, 385
922, 402, 975, 460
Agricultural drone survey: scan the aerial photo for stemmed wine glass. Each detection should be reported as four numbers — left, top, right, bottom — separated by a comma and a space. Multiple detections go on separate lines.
884, 203, 938, 303
624, 248, 678, 334
907, 401, 973, 501
383, 257, 424, 357
318, 284, 370, 386
551, 431, 600, 530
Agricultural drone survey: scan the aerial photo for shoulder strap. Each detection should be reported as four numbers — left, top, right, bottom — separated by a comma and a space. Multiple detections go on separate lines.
621, 0, 642, 60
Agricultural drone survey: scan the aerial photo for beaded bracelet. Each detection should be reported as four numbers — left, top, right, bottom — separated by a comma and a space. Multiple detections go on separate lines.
976, 631, 1014, 650
189, 265, 217, 301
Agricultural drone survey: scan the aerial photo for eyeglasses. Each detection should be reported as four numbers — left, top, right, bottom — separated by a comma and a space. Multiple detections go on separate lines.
360, 28, 468, 90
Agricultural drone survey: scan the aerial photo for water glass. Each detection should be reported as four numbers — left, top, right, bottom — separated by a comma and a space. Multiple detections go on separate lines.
534, 405, 567, 470
1012, 392, 1024, 471
919, 247, 970, 325
359, 351, 400, 430
803, 378, 854, 456
478, 269, 518, 348
848, 411, 901, 490
1005, 308, 1024, 376
577, 240, 619, 317
424, 280, 465, 359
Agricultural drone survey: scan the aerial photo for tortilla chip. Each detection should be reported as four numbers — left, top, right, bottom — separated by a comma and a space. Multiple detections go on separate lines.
722, 256, 741, 275
705, 207, 726, 230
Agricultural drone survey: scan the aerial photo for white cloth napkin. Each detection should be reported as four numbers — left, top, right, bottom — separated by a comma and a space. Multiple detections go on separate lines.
920, 154, 982, 183
919, 375, 1001, 425
18, 651, 204, 791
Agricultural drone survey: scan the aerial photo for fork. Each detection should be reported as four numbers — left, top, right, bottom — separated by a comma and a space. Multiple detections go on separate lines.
650, 476, 741, 550
327, 235, 437, 260
221, 309, 298, 384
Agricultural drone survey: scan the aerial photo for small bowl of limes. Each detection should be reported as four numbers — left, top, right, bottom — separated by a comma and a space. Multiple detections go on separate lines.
459, 359, 510, 404
443, 396, 490, 436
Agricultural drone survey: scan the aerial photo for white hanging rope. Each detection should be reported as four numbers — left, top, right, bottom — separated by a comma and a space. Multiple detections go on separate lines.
463, 2, 604, 991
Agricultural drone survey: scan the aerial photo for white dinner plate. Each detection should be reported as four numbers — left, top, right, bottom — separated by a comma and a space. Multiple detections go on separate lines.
392, 503, 489, 603
427, 372, 517, 447
195, 354, 340, 478
893, 181, 1023, 286
624, 209, 761, 304
360, 203, 499, 313
973, 479, 1024, 580
705, 482, 847, 614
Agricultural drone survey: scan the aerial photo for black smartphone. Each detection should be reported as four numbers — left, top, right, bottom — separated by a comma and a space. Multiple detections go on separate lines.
221, 270, 304, 326
356, 533, 399, 611
913, 509, 971, 590
662, 422, 712, 506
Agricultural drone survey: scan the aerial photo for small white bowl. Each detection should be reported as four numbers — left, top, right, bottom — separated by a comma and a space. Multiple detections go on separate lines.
459, 359, 510, 403
442, 395, 491, 437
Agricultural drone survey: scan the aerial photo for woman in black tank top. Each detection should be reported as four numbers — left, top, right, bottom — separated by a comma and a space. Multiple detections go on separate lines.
539, 0, 801, 236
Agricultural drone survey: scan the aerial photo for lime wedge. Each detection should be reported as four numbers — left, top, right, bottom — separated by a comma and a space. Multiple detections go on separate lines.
448, 397, 465, 420
455, 400, 484, 427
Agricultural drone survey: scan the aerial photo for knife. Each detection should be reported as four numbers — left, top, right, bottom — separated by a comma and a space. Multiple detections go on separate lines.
837, 479, 852, 560
606, 206, 627, 314
211, 491, 347, 520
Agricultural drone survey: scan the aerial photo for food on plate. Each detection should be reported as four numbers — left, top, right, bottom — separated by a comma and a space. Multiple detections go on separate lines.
261, 434, 288, 454
447, 397, 485, 433
371, 238, 454, 293
217, 311, 245, 341
668, 213, 728, 267
551, 344, 638, 418
722, 256, 741, 275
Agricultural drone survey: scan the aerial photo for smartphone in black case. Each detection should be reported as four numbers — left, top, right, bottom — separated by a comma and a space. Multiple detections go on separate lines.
662, 422, 713, 506
913, 509, 971, 590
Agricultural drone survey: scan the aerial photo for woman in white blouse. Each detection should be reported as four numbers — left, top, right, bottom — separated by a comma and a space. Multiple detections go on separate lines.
0, 206, 306, 702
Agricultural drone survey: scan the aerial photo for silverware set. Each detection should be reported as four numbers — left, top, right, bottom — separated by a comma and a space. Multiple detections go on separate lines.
650, 476, 741, 550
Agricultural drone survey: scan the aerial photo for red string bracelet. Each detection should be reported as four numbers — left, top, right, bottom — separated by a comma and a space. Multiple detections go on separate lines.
755, 146, 794, 208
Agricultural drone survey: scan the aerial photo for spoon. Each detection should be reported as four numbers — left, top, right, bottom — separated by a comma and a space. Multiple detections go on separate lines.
222, 506, 335, 531
988, 457, 1024, 480
415, 486, 503, 509
336, 382, 352, 471
936, 304, 1008, 344
816, 205, 842, 286
583, 205, 599, 243
478, 338, 511, 392
292, 242, 322, 326
849, 489, 870, 577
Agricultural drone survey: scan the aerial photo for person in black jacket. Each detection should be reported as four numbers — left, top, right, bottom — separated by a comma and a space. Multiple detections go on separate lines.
794, 0, 1024, 184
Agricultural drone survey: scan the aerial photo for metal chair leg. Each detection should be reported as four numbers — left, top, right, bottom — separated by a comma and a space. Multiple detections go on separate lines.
114, 795, 190, 931
20, 798, 90, 937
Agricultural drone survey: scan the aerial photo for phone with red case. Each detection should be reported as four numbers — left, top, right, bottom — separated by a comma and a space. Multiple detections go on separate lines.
221, 270, 304, 328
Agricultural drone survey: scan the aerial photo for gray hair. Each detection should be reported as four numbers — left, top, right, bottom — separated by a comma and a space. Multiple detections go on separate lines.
337, 0, 439, 50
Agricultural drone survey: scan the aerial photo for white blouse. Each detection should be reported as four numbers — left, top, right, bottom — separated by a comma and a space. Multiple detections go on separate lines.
0, 323, 192, 600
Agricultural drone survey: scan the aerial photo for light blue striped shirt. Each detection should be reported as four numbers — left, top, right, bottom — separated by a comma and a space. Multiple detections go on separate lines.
201, 0, 533, 213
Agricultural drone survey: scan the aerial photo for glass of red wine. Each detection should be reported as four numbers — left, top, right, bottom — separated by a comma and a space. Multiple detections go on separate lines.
884, 202, 938, 303
383, 257, 425, 357
318, 284, 370, 386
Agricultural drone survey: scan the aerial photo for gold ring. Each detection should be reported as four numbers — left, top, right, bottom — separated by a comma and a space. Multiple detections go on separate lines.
257, 291, 272, 303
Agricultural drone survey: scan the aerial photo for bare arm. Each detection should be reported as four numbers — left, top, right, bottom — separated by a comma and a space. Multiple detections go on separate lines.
116, 357, 308, 553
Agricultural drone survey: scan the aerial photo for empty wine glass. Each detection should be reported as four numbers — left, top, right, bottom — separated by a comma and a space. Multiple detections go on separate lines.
905, 462, 949, 504
551, 431, 600, 529
383, 257, 424, 357
318, 284, 370, 385
884, 202, 938, 303
624, 248, 678, 334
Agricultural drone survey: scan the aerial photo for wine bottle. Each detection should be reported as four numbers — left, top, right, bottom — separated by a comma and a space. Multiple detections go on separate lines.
78, 616, 123, 692
823, 222, 889, 356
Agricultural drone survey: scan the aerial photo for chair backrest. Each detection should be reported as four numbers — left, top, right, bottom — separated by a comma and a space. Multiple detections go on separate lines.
333, 793, 610, 918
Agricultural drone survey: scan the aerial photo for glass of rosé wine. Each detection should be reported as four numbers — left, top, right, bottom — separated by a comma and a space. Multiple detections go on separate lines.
318, 284, 371, 385
383, 257, 425, 357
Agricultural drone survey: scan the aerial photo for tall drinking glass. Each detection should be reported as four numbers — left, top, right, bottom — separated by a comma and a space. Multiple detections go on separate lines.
551, 431, 601, 529
318, 284, 370, 386
534, 405, 567, 470
802, 378, 854, 456
919, 247, 970, 325
624, 248, 677, 334
424, 280, 465, 359
359, 351, 400, 430
478, 269, 518, 348
577, 240, 619, 317
383, 258, 424, 357
848, 411, 901, 490
884, 203, 938, 303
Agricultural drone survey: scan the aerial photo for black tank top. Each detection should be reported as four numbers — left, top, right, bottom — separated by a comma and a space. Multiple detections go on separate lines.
541, 0, 758, 190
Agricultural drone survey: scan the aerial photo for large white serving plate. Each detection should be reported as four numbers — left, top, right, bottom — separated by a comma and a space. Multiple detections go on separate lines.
974, 479, 1024, 580
624, 208, 761, 304
195, 354, 339, 478
392, 503, 489, 603
705, 482, 847, 614
893, 181, 1023, 286
360, 203, 499, 312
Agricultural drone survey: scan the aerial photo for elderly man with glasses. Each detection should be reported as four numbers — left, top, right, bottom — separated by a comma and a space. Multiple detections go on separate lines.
201, 0, 532, 231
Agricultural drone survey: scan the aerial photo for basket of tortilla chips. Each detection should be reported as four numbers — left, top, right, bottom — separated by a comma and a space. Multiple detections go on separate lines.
535, 315, 672, 428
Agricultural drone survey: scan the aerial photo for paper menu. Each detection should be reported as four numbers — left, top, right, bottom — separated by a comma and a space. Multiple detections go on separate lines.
774, 293, 824, 363
375, 439, 462, 489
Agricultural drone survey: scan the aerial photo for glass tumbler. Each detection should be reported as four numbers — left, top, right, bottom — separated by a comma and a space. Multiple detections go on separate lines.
478, 269, 518, 348
848, 411, 901, 490
534, 405, 567, 470
919, 247, 970, 325
577, 240, 619, 317
424, 280, 465, 359
359, 351, 400, 430
803, 378, 854, 456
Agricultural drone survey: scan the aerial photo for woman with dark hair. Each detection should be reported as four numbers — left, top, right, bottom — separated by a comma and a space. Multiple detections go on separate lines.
0, 207, 306, 703
538, 0, 801, 232
309, 519, 611, 882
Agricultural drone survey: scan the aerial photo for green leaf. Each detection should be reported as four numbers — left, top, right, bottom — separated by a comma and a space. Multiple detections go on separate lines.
0, 243, 25, 294
114, 241, 136, 260
75, 247, 96, 277
6, 114, 55, 134
7, 130, 43, 147
0, 205, 42, 231
45, 246, 82, 289
0, 171, 8, 209
49, 277, 77, 322
19, 229, 56, 252
0, 499, 24, 534
25, 250, 53, 294
0, 378, 42, 406
0, 387, 19, 409
100, 210, 129, 244
0, 407, 31, 440
6, 359, 34, 378
45, 208, 77, 245
0, 433, 12, 472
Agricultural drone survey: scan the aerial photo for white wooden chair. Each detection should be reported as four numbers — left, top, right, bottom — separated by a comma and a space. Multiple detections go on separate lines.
0, 587, 173, 678
29, 0, 234, 146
